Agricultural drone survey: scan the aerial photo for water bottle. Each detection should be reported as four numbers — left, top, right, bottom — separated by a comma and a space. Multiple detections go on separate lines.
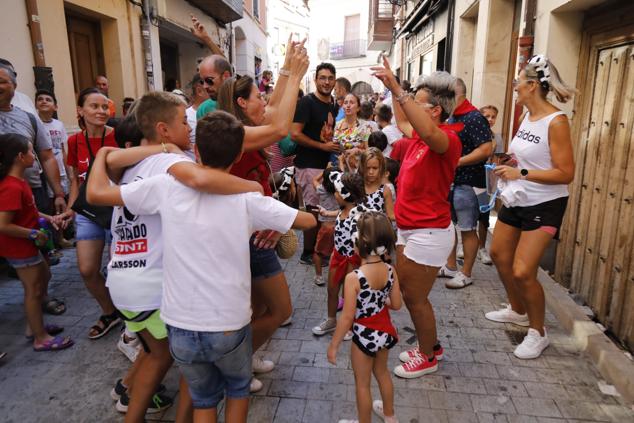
37, 218, 55, 251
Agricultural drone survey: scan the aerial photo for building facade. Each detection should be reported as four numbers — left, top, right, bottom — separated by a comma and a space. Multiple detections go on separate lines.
0, 0, 245, 132
233, 0, 269, 79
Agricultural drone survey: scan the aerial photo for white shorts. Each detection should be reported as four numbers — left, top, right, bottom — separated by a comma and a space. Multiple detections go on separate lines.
396, 223, 455, 267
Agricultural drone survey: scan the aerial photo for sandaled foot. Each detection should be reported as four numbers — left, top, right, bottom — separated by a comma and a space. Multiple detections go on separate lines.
26, 324, 64, 340
88, 312, 122, 340
42, 298, 66, 315
33, 335, 74, 351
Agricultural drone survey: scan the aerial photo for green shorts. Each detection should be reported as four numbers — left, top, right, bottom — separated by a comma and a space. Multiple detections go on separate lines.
119, 309, 167, 340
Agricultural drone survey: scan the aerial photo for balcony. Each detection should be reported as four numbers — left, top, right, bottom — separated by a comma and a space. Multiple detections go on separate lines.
368, 0, 395, 51
185, 0, 243, 24
330, 39, 367, 60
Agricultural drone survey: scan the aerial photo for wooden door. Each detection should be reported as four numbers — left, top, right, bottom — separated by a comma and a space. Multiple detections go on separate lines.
66, 14, 105, 95
556, 6, 634, 349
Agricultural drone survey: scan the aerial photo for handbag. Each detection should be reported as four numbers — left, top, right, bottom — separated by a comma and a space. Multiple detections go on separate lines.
277, 134, 296, 157
275, 229, 298, 259
71, 131, 114, 229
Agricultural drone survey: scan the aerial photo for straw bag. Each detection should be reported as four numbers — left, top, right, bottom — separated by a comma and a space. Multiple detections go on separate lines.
276, 229, 298, 259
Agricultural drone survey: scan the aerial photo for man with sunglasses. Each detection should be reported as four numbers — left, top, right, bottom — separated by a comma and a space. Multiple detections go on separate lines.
440, 78, 493, 289
196, 55, 233, 120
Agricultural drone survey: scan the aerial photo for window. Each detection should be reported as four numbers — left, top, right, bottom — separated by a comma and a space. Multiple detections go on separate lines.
420, 51, 433, 77
436, 38, 446, 71
254, 0, 260, 20
407, 61, 413, 82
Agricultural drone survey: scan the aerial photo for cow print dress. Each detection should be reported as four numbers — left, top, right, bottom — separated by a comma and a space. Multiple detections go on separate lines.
352, 264, 398, 356
365, 185, 386, 213
334, 204, 367, 257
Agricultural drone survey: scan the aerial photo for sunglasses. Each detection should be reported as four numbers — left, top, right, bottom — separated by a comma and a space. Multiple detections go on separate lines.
198, 76, 216, 86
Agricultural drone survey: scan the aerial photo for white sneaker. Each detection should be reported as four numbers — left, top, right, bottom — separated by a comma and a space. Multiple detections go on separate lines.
478, 248, 492, 265
343, 330, 353, 341
457, 243, 464, 259
485, 304, 529, 327
314, 275, 325, 286
250, 377, 263, 393
373, 400, 399, 423
514, 328, 549, 359
252, 356, 275, 373
312, 318, 336, 336
445, 271, 472, 289
117, 332, 141, 362
437, 265, 458, 278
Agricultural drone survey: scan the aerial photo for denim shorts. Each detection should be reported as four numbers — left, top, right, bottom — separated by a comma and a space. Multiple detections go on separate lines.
5, 251, 44, 269
250, 235, 283, 281
450, 185, 487, 231
167, 324, 252, 409
75, 214, 112, 242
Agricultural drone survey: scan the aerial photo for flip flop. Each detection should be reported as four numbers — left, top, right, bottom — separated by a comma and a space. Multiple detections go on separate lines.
26, 324, 64, 341
42, 298, 66, 315
33, 335, 74, 352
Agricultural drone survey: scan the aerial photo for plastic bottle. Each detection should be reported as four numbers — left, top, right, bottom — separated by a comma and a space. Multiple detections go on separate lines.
37, 218, 55, 251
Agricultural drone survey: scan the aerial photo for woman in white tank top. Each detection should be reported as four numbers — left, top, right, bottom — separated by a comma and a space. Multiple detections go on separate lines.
485, 55, 576, 360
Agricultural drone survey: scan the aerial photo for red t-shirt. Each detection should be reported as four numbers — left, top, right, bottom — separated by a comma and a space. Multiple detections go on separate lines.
395, 126, 462, 230
67, 130, 118, 183
230, 150, 273, 196
0, 176, 40, 258
389, 136, 417, 163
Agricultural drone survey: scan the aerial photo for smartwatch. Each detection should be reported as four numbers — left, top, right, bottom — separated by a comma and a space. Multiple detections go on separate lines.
520, 169, 529, 180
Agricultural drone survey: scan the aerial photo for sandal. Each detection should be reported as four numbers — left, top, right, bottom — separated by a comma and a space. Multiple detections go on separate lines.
33, 335, 74, 352
42, 298, 66, 315
26, 324, 64, 341
88, 313, 122, 340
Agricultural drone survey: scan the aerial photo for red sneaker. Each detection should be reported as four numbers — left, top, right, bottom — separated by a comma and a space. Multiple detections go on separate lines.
398, 343, 443, 362
393, 351, 438, 378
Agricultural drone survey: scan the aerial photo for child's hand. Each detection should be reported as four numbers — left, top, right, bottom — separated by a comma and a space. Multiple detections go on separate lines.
254, 230, 282, 249
327, 342, 338, 365
318, 206, 328, 217
34, 230, 48, 246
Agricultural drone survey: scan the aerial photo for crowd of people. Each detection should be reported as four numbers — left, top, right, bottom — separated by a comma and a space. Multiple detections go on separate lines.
0, 16, 577, 423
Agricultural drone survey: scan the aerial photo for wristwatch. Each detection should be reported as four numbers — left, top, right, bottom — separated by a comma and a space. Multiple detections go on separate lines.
520, 169, 529, 180
28, 229, 38, 241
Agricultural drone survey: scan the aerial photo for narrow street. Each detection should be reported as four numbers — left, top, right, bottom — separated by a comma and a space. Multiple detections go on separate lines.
1, 245, 632, 422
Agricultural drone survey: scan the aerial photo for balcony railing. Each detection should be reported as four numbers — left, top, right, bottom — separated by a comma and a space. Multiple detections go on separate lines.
330, 39, 367, 60
368, 0, 395, 51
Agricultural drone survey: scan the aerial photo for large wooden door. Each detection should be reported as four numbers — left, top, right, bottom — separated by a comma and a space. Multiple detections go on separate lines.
556, 6, 634, 350
66, 13, 105, 95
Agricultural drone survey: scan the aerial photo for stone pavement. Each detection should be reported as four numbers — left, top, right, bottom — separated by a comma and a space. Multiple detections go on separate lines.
1, 244, 633, 423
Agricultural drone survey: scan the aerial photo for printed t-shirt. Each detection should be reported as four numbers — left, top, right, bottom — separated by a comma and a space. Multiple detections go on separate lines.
0, 176, 39, 258
67, 130, 118, 183
0, 106, 52, 188
107, 153, 193, 311
293, 93, 338, 169
195, 99, 217, 120
334, 119, 372, 150
447, 99, 492, 188
121, 174, 298, 332
230, 150, 272, 196
395, 126, 462, 230
42, 119, 69, 195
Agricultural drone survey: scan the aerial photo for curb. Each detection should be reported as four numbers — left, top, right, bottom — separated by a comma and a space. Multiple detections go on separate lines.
538, 268, 634, 404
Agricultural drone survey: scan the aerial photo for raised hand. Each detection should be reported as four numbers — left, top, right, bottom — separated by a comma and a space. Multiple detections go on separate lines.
371, 55, 400, 93
190, 14, 209, 41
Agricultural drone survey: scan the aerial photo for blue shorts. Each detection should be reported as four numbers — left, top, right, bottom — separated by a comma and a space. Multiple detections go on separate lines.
167, 324, 252, 409
5, 252, 44, 268
450, 184, 488, 231
249, 235, 282, 281
75, 214, 111, 242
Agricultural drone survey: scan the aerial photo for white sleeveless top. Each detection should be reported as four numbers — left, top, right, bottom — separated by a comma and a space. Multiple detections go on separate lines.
508, 111, 569, 207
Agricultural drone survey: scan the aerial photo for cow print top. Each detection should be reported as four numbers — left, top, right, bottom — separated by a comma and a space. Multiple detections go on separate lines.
365, 185, 385, 213
352, 264, 398, 356
334, 204, 367, 257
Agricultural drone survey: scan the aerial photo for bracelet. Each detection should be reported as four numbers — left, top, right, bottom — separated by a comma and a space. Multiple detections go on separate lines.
279, 69, 290, 77
396, 91, 412, 106
28, 229, 38, 241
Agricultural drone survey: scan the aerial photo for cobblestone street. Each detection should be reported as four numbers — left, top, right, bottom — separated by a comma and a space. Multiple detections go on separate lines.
0, 244, 633, 423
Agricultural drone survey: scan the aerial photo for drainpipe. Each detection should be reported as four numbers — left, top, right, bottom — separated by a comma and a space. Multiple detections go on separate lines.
512, 0, 536, 135
141, 0, 156, 91
444, 0, 454, 72
25, 0, 54, 93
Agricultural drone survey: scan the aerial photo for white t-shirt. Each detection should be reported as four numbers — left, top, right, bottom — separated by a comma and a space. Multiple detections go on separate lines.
382, 124, 404, 156
107, 153, 192, 311
121, 174, 298, 332
42, 119, 69, 195
185, 106, 197, 161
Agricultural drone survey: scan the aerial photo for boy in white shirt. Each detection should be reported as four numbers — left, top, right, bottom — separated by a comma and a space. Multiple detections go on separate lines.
88, 110, 316, 422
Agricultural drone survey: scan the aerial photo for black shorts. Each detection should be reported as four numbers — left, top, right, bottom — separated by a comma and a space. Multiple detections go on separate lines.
497, 196, 568, 239
478, 210, 490, 228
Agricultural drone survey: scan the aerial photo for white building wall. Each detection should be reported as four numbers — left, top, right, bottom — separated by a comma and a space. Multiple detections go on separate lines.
233, 14, 268, 78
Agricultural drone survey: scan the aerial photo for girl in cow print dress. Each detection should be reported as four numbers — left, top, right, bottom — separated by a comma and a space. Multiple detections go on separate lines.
360, 148, 395, 221
328, 211, 402, 423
